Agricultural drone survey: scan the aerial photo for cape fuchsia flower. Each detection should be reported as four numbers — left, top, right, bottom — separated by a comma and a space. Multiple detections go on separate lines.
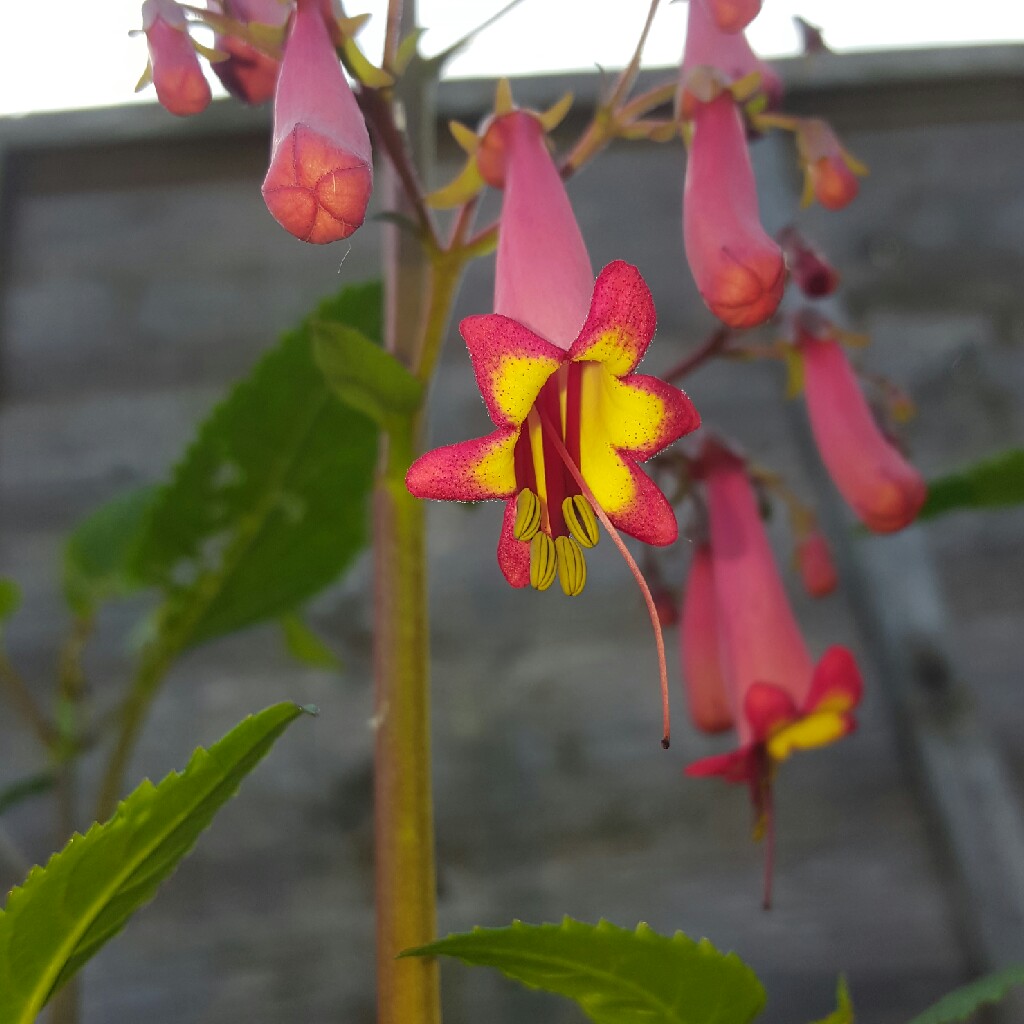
682, 92, 785, 328
406, 258, 698, 591
795, 118, 868, 211
407, 107, 700, 744
261, 0, 373, 243
140, 0, 212, 117
207, 0, 286, 105
698, 0, 763, 36
680, 544, 733, 734
797, 328, 926, 533
683, 442, 862, 904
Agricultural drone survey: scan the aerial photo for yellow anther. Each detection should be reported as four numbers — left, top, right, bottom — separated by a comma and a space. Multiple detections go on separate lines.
514, 489, 541, 541
555, 536, 587, 597
530, 533, 556, 591
562, 495, 599, 548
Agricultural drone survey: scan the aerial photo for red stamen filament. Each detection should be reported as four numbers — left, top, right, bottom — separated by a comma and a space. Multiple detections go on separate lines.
537, 408, 672, 749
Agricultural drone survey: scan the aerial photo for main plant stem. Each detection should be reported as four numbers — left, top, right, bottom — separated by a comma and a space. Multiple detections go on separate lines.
372, 416, 440, 1024
372, 0, 444, 1018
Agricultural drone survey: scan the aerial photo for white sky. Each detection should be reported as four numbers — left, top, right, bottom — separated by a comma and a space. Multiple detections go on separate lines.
2, 1, 1023, 117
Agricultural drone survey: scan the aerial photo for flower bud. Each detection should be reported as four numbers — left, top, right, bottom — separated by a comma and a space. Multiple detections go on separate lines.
698, 0, 762, 34
777, 226, 840, 298
683, 94, 785, 327
142, 0, 211, 117
209, 0, 286, 105
798, 331, 926, 533
261, 0, 373, 244
796, 119, 867, 212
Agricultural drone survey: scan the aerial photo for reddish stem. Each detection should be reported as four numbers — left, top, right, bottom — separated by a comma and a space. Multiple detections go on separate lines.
663, 328, 732, 384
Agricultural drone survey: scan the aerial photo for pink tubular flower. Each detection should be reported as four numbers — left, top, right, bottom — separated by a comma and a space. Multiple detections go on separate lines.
798, 330, 926, 533
796, 531, 838, 597
209, 0, 286, 105
142, 0, 212, 117
407, 111, 700, 596
681, 0, 781, 108
261, 0, 372, 243
680, 544, 733, 734
777, 226, 840, 298
796, 119, 868, 211
684, 443, 863, 901
683, 93, 785, 328
698, 0, 763, 35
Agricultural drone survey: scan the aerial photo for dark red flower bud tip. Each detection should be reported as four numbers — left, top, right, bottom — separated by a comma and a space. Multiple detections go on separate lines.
778, 226, 840, 299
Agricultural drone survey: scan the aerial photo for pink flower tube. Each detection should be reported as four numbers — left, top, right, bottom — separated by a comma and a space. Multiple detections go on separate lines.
699, 445, 816, 747
261, 0, 373, 243
698, 0, 763, 36
209, 0, 286, 105
480, 111, 595, 348
680, 544, 733, 734
142, 0, 211, 117
681, 0, 781, 106
686, 442, 863, 766
683, 94, 785, 328
799, 332, 926, 533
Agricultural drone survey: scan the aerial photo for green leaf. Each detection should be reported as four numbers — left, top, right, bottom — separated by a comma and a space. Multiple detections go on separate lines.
0, 578, 21, 622
811, 976, 853, 1024
0, 702, 312, 1024
312, 319, 422, 430
131, 283, 381, 649
62, 486, 158, 615
0, 771, 55, 817
906, 966, 1024, 1024
920, 448, 1024, 519
280, 613, 341, 670
403, 918, 766, 1024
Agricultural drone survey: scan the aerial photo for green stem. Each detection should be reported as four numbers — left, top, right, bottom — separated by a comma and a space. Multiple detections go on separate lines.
94, 645, 173, 822
372, 412, 440, 1024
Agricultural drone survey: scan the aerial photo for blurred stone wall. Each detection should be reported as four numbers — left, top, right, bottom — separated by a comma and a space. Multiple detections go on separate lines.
1, 45, 1022, 1024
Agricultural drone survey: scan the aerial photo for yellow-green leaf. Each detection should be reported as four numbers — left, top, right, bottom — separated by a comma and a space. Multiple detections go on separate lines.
0, 702, 312, 1024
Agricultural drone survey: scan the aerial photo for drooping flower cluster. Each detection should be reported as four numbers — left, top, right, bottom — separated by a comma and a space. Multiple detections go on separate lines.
675, 0, 867, 328
136, 0, 375, 243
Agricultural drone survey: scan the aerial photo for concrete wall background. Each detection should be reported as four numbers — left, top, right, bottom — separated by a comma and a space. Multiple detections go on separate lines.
1, 46, 1022, 1024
